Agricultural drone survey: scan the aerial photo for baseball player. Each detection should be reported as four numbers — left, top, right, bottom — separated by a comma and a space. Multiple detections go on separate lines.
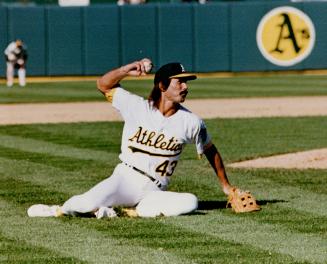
4, 39, 28, 87
27, 59, 233, 218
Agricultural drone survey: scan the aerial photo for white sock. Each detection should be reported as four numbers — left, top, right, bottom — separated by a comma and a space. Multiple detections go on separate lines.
18, 68, 26, 86
95, 207, 117, 219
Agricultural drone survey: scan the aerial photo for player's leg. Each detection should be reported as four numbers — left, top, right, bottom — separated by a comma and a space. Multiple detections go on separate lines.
28, 172, 123, 217
60, 175, 120, 216
27, 163, 148, 217
136, 191, 198, 217
18, 67, 26, 87
6, 62, 14, 87
61, 163, 152, 216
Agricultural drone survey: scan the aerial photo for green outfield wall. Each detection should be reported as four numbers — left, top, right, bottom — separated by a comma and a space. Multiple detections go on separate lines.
1, 1, 326, 76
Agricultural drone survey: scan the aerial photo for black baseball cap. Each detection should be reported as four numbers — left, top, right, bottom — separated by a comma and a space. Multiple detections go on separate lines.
154, 62, 197, 84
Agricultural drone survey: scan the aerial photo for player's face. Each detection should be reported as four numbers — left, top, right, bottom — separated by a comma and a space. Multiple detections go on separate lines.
164, 78, 189, 103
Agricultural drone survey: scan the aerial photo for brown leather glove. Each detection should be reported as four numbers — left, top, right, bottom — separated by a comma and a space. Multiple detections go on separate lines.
227, 187, 261, 213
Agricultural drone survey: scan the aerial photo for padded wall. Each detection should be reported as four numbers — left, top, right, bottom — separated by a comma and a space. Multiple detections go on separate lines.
0, 2, 327, 76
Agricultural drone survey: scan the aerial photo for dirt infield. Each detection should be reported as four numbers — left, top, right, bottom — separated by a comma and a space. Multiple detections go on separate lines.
1, 96, 327, 169
1, 96, 327, 125
228, 148, 327, 169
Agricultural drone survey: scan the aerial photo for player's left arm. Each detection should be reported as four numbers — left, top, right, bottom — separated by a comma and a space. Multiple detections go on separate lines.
203, 142, 232, 195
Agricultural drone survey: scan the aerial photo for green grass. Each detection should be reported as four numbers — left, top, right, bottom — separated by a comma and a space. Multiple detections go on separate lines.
0, 117, 326, 263
1, 74, 327, 103
0, 75, 326, 263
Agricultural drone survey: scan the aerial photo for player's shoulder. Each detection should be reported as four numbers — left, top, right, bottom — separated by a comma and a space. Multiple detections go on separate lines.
114, 87, 147, 105
178, 105, 203, 125
179, 105, 201, 118
6, 42, 15, 50
115, 87, 142, 99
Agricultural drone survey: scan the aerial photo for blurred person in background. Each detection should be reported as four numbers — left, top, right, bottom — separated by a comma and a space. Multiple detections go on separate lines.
4, 39, 28, 87
117, 0, 145, 5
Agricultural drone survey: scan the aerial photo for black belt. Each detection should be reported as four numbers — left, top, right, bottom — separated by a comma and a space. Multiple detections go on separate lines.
124, 163, 162, 188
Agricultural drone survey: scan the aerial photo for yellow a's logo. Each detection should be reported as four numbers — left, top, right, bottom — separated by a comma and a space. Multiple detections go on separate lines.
257, 6, 315, 66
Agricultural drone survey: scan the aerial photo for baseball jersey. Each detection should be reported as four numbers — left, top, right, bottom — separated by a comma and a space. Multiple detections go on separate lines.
4, 42, 27, 62
106, 87, 211, 187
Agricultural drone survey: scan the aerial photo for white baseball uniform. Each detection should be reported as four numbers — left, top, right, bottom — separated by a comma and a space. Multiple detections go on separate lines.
4, 41, 27, 87
61, 87, 211, 217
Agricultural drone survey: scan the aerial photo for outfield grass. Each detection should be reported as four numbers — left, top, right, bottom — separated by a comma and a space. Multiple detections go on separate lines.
1, 74, 327, 103
0, 117, 326, 263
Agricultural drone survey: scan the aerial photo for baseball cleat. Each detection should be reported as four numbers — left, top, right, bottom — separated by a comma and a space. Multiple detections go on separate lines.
121, 208, 138, 218
27, 204, 62, 217
95, 207, 117, 219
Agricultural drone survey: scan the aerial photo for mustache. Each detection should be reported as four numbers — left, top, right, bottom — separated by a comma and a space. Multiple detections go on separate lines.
180, 90, 188, 96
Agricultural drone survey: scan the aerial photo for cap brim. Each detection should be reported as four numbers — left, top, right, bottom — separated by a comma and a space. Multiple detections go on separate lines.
169, 73, 197, 80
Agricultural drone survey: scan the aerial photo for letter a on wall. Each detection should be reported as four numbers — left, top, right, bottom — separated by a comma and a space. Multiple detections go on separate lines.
256, 6, 315, 67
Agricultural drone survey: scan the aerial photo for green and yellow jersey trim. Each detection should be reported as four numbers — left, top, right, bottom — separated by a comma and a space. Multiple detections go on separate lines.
104, 88, 117, 103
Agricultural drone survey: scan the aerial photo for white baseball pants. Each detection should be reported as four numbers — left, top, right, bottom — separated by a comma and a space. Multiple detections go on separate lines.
6, 62, 14, 87
6, 62, 26, 87
61, 163, 198, 217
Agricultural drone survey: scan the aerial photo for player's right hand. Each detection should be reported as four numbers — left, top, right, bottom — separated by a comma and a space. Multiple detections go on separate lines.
122, 59, 152, 77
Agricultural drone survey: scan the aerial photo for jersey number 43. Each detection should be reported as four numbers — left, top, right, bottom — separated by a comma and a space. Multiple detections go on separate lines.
155, 160, 178, 177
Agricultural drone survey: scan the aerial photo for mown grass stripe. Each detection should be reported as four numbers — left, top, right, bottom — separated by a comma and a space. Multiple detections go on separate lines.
0, 177, 71, 206
0, 123, 123, 156
229, 204, 327, 236
0, 157, 102, 196
232, 168, 327, 195
229, 169, 327, 217
2, 76, 327, 104
260, 186, 327, 217
0, 231, 86, 264
169, 212, 327, 264
0, 134, 116, 162
0, 145, 113, 175
82, 216, 303, 264
0, 199, 193, 264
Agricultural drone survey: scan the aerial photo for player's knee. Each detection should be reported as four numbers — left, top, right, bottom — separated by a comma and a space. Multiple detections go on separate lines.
164, 192, 198, 216
183, 193, 198, 212
136, 192, 198, 217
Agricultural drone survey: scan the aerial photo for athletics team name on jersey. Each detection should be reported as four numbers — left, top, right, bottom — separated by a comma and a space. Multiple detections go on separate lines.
128, 126, 183, 157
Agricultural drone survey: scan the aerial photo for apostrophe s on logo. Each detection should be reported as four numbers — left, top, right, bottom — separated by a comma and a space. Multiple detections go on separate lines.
256, 6, 315, 66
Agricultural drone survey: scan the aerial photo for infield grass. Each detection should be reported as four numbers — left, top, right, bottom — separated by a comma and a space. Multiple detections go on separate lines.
1, 74, 327, 103
0, 76, 326, 263
0, 117, 326, 263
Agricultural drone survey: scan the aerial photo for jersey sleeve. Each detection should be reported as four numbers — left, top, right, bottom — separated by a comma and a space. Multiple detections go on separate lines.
105, 87, 143, 120
194, 119, 212, 156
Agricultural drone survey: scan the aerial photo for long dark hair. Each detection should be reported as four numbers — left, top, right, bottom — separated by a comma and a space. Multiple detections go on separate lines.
148, 78, 170, 109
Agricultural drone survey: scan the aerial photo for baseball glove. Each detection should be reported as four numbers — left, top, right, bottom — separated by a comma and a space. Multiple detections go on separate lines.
226, 187, 261, 213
